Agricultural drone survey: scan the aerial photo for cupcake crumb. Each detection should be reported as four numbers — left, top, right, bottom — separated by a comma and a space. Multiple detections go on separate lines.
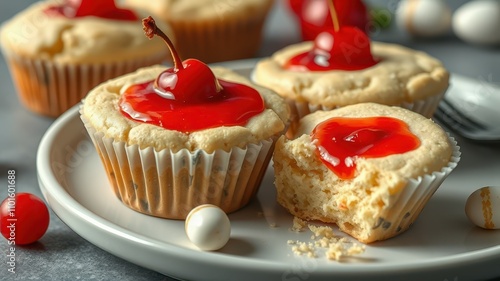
290, 217, 307, 232
289, 240, 317, 258
287, 220, 366, 262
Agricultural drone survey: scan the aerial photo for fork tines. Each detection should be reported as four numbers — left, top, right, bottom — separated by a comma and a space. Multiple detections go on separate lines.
434, 98, 488, 132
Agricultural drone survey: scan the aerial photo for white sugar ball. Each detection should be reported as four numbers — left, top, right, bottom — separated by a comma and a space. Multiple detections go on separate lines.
452, 0, 500, 46
185, 204, 231, 250
396, 0, 452, 37
465, 186, 500, 230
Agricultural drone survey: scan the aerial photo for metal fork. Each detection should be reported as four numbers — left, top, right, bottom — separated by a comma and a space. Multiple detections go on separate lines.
434, 98, 500, 142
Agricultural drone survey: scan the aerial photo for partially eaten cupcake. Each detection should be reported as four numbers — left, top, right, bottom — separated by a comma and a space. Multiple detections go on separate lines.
273, 103, 460, 243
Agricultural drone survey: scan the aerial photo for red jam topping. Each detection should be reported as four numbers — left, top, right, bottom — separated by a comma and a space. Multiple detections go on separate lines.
44, 0, 138, 21
118, 16, 265, 133
119, 78, 265, 133
311, 117, 420, 179
284, 27, 379, 71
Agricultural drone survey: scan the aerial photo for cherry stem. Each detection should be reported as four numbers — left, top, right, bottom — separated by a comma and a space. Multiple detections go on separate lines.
328, 0, 340, 32
142, 16, 184, 70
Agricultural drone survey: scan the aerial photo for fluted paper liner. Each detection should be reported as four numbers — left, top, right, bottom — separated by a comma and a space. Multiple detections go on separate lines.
81, 115, 274, 219
2, 49, 165, 117
367, 135, 461, 241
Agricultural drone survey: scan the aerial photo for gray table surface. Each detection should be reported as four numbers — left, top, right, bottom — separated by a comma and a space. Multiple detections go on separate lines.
1, 1, 499, 280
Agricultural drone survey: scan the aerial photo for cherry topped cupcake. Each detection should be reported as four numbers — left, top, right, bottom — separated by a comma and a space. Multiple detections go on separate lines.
80, 17, 289, 219
0, 0, 173, 117
253, 0, 448, 135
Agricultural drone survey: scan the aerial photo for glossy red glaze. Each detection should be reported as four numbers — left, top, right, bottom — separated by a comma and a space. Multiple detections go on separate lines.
44, 0, 138, 21
311, 117, 420, 179
288, 0, 370, 41
285, 27, 378, 71
119, 16, 265, 133
119, 79, 265, 133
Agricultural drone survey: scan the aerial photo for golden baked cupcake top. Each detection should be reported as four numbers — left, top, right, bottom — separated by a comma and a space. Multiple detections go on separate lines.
0, 0, 172, 63
82, 65, 289, 153
291, 102, 452, 181
253, 41, 449, 107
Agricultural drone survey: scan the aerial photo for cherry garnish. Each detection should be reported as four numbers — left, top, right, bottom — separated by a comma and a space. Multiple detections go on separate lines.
311, 117, 420, 179
119, 17, 265, 133
285, 0, 378, 71
142, 17, 222, 104
44, 0, 138, 21
288, 0, 370, 41
284, 27, 378, 71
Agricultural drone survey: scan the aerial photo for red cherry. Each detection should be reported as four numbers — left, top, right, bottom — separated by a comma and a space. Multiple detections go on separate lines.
285, 26, 378, 71
44, 0, 138, 21
287, 0, 370, 41
144, 17, 222, 103
288, 0, 303, 14
155, 59, 222, 103
1, 193, 50, 245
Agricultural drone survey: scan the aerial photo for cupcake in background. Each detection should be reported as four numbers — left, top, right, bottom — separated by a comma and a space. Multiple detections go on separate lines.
0, 0, 173, 117
252, 1, 448, 136
80, 17, 290, 219
122, 0, 275, 63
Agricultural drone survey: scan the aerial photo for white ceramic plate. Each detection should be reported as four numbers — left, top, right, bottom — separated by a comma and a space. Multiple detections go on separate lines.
38, 60, 500, 281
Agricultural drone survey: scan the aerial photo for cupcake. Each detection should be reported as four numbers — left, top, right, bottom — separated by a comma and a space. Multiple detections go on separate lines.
0, 0, 173, 117
80, 17, 289, 219
122, 0, 274, 63
273, 103, 460, 243
252, 24, 449, 136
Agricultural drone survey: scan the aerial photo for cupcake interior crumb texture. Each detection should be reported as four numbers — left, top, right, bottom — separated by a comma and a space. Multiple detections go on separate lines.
273, 103, 455, 243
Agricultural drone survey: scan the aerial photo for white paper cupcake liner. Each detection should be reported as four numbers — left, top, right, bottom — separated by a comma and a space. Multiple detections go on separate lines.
370, 134, 461, 241
81, 115, 274, 219
2, 50, 165, 117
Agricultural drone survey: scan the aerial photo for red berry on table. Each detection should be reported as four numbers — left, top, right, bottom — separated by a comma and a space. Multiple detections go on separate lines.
1, 193, 50, 245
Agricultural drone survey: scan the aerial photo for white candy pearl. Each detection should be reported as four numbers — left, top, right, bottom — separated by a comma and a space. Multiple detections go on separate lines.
452, 0, 500, 46
185, 204, 231, 250
465, 186, 500, 230
396, 0, 452, 37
